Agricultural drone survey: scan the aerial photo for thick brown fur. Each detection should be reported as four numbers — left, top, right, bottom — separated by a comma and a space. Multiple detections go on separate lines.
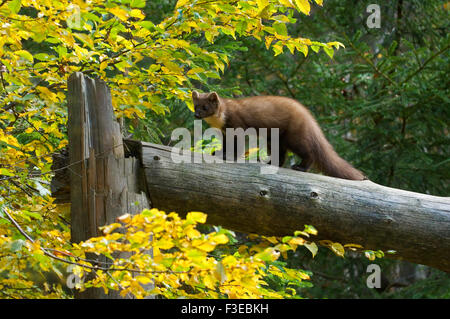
192, 91, 365, 181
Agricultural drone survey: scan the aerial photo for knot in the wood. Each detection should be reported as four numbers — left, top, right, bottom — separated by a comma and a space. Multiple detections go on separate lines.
310, 191, 319, 199
259, 189, 269, 197
153, 155, 160, 161
384, 216, 395, 224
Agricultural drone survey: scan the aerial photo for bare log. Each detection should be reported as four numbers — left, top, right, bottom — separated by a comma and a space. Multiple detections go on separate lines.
138, 141, 450, 272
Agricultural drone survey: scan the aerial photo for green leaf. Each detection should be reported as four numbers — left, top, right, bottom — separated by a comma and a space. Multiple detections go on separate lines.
11, 239, 25, 252
0, 168, 15, 176
34, 53, 54, 61
131, 0, 146, 8
236, 20, 248, 36
221, 26, 236, 39
323, 46, 334, 59
310, 45, 320, 53
273, 22, 288, 36
293, 230, 310, 238
205, 30, 214, 43
304, 225, 317, 235
8, 0, 21, 14
204, 71, 221, 79
23, 210, 43, 220
138, 21, 155, 31
282, 236, 292, 243
15, 50, 33, 62
304, 242, 318, 257
54, 45, 68, 58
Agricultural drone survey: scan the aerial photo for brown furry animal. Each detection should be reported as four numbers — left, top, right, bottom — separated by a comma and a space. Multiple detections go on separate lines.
192, 91, 365, 180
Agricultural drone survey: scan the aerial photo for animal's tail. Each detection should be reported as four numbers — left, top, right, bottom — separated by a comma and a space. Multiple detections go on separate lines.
308, 125, 365, 181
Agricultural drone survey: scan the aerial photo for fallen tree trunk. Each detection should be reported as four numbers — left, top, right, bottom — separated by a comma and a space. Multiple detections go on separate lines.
136, 141, 450, 272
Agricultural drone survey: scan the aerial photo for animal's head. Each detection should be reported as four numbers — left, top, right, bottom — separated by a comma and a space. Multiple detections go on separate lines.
192, 91, 220, 119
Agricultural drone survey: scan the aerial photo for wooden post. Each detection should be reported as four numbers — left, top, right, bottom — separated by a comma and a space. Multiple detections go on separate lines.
67, 72, 150, 298
139, 142, 450, 273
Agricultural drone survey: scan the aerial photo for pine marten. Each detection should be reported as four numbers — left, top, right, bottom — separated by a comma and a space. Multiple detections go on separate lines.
192, 91, 365, 181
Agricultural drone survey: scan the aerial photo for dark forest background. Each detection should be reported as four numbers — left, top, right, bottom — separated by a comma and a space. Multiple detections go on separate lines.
129, 0, 450, 298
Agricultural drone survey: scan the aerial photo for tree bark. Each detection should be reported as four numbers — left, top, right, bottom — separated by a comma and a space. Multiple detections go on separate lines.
137, 141, 450, 273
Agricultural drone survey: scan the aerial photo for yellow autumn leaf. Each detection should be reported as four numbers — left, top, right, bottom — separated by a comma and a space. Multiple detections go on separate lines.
221, 255, 237, 266
273, 42, 284, 56
279, 0, 295, 8
187, 67, 205, 75
288, 237, 306, 247
304, 242, 318, 257
117, 213, 131, 223
185, 226, 201, 239
319, 239, 333, 247
264, 236, 278, 244
344, 243, 364, 249
36, 86, 58, 102
186, 211, 207, 224
135, 276, 152, 285
130, 9, 145, 19
100, 223, 121, 235
109, 7, 129, 21
185, 98, 195, 112
295, 0, 311, 15
176, 0, 190, 9
196, 241, 216, 252
331, 242, 345, 257
203, 274, 216, 289
211, 233, 229, 245
128, 231, 148, 244
100, 61, 108, 71
265, 36, 274, 49
365, 251, 376, 261
0, 168, 15, 176
296, 270, 311, 280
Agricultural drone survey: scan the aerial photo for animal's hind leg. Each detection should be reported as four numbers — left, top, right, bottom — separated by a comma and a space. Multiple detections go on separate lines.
288, 138, 313, 172
291, 156, 313, 172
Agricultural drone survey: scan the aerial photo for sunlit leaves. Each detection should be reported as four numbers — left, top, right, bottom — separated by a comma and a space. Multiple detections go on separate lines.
304, 242, 318, 257
294, 0, 311, 15
66, 208, 317, 298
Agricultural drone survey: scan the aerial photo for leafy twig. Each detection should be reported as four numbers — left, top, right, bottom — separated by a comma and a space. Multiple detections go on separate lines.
400, 43, 450, 85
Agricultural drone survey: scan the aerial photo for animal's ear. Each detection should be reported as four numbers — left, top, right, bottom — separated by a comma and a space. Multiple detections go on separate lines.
208, 92, 219, 103
192, 90, 199, 99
